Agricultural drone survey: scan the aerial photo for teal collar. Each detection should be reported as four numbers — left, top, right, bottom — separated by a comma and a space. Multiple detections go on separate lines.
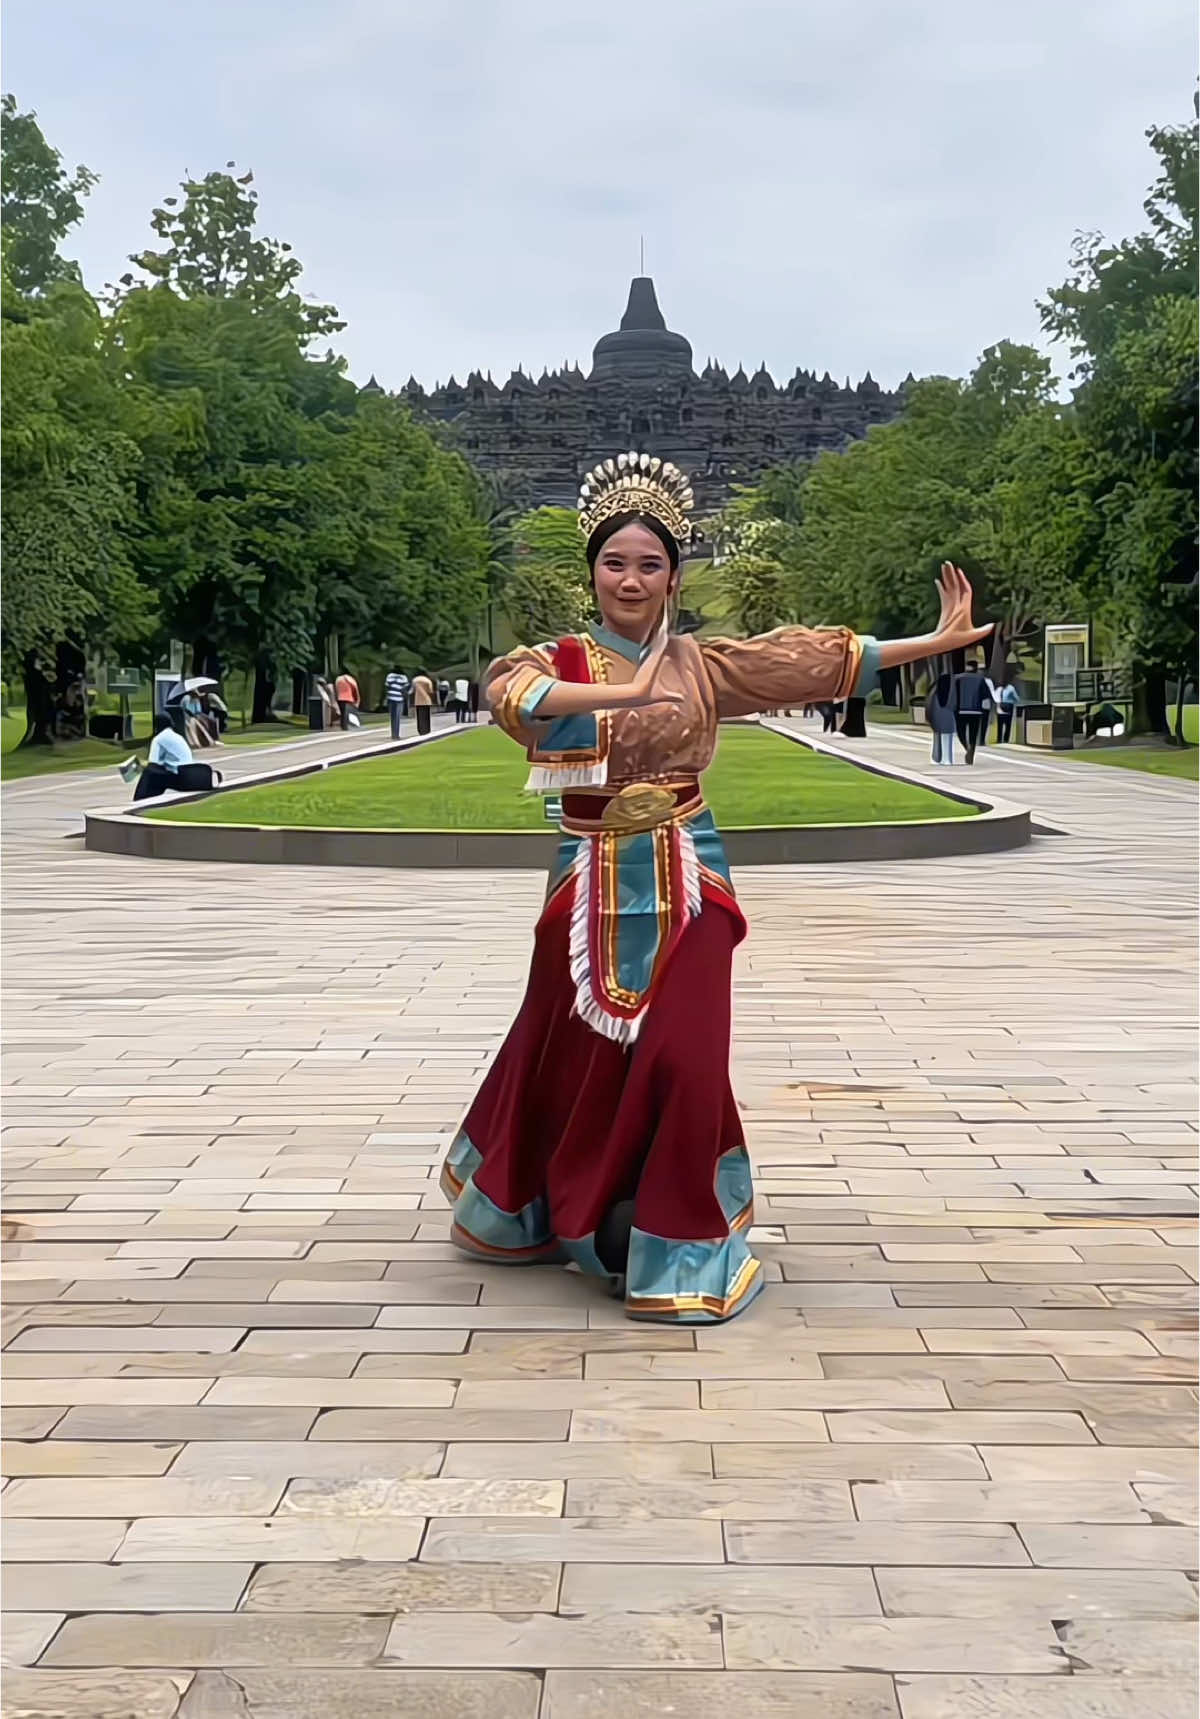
589, 623, 649, 665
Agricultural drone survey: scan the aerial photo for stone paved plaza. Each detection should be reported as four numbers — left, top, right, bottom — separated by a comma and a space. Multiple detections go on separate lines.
1, 723, 1197, 1718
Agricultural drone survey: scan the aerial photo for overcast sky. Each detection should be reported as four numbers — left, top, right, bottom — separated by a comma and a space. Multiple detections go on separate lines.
5, 1, 1193, 392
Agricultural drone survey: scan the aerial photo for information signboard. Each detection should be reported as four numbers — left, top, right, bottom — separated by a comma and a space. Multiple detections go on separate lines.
1075, 667, 1133, 703
106, 667, 141, 694
1044, 625, 1090, 705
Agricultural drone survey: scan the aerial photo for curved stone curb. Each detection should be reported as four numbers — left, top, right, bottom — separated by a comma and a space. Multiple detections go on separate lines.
84, 720, 1031, 869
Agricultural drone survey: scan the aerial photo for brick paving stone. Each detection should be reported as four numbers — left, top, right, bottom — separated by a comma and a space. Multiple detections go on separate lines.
441, 1441, 714, 1479
725, 1521, 1029, 1565
280, 1477, 564, 1516
383, 1607, 725, 1668
559, 1562, 881, 1614
876, 1568, 1200, 1620
2, 1563, 254, 1614
1, 1440, 183, 1475
564, 1478, 853, 1519
0, 1670, 192, 1718
173, 1669, 542, 1716
541, 1670, 900, 1717
712, 1443, 988, 1479
1056, 1620, 1200, 1678
851, 1480, 1147, 1521
421, 1515, 725, 1563
894, 1674, 1194, 1718
722, 1614, 1064, 1673
242, 1560, 561, 1613
1, 1612, 65, 1666
167, 1440, 445, 1481
3, 726, 1195, 1713
41, 1612, 391, 1668
117, 1515, 425, 1562
3, 1477, 286, 1517
1018, 1523, 1198, 1569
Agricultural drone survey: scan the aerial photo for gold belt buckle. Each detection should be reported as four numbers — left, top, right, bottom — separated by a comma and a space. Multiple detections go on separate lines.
600, 783, 677, 833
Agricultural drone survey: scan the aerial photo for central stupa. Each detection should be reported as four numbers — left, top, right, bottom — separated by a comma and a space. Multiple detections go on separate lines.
589, 277, 694, 382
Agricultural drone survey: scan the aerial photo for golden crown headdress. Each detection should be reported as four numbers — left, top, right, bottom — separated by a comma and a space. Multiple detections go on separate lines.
577, 451, 694, 548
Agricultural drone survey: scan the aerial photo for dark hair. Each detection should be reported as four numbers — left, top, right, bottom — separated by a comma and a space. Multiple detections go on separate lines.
153, 712, 174, 734
586, 511, 681, 572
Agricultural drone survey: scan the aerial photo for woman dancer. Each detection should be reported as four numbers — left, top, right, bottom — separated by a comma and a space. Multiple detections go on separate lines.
442, 453, 989, 1323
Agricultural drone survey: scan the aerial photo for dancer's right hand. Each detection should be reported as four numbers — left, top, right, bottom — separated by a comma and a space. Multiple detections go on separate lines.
621, 639, 685, 709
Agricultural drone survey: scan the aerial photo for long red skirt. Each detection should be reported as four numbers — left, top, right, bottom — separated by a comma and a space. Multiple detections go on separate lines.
440, 888, 764, 1322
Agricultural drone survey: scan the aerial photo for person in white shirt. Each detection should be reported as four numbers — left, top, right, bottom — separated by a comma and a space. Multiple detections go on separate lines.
454, 676, 470, 725
384, 668, 410, 737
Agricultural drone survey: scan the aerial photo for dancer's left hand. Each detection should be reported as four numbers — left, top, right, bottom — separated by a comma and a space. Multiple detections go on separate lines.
934, 563, 993, 652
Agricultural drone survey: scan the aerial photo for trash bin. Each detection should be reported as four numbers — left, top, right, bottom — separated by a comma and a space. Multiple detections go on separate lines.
1023, 704, 1076, 750
308, 696, 326, 732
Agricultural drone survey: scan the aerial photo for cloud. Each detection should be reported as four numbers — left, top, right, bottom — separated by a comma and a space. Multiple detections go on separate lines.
6, 0, 1193, 390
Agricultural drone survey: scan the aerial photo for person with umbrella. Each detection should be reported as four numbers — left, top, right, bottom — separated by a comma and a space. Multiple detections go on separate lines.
167, 676, 221, 748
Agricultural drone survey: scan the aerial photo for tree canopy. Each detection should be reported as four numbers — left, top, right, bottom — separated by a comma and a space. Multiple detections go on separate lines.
706, 110, 1197, 730
1, 100, 491, 740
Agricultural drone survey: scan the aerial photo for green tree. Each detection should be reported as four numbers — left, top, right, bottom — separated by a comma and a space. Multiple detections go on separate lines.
504, 507, 591, 641
1040, 113, 1198, 734
1, 102, 159, 743
715, 548, 794, 636
1, 94, 97, 294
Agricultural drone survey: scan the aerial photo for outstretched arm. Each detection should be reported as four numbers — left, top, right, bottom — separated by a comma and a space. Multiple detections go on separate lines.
702, 564, 991, 717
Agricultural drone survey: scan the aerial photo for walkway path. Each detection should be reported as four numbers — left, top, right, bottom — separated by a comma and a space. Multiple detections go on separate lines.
2, 720, 1196, 1717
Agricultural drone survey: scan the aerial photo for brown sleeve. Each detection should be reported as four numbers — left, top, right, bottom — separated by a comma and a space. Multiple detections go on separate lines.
485, 644, 560, 744
700, 627, 863, 718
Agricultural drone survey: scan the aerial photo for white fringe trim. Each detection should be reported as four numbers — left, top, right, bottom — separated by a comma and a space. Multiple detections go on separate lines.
679, 822, 702, 921
525, 762, 608, 793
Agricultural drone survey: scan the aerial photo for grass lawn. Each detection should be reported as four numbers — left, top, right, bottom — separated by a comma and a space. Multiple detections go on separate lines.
149, 723, 974, 830
0, 710, 388, 782
1069, 744, 1198, 782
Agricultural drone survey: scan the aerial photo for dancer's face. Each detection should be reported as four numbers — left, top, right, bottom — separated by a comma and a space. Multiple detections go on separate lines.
592, 524, 677, 641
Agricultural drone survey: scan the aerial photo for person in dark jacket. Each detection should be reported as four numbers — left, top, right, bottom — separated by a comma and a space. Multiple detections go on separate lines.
925, 672, 957, 765
952, 661, 992, 764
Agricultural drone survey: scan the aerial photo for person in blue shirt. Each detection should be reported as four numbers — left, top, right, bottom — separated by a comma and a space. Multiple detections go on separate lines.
995, 680, 1020, 743
133, 714, 220, 799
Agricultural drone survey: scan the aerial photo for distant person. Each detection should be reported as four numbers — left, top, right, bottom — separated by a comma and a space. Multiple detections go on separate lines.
202, 689, 227, 741
925, 672, 956, 765
454, 676, 470, 724
179, 688, 216, 749
334, 667, 360, 730
412, 670, 436, 736
384, 666, 410, 739
133, 714, 222, 799
819, 701, 841, 734
437, 677, 450, 711
953, 660, 992, 765
314, 677, 339, 729
977, 669, 998, 747
995, 680, 1019, 743
467, 678, 480, 723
